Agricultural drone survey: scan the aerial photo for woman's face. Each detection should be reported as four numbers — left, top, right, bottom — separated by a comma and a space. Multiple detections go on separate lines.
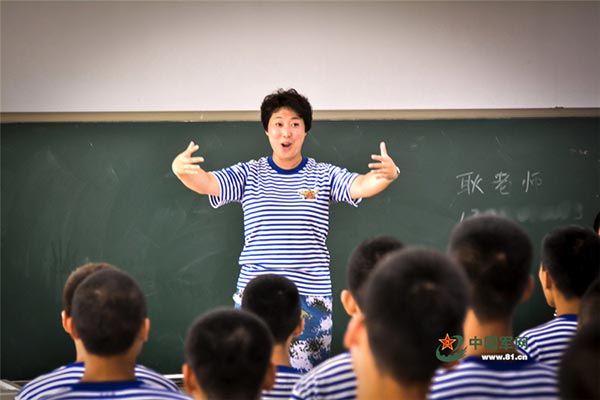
266, 107, 307, 169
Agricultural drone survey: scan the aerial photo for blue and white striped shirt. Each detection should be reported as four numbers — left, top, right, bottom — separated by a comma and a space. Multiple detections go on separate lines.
262, 365, 303, 400
209, 157, 360, 296
16, 363, 180, 400
518, 314, 578, 368
41, 380, 191, 400
291, 351, 357, 400
428, 356, 558, 399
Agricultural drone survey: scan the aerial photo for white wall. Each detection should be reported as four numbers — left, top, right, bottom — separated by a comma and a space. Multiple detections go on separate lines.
1, 1, 599, 112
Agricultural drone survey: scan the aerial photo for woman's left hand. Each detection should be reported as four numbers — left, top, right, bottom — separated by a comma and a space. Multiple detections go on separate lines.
367, 142, 399, 181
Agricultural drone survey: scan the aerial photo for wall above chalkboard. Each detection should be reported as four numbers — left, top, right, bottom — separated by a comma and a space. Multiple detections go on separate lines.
1, 117, 598, 380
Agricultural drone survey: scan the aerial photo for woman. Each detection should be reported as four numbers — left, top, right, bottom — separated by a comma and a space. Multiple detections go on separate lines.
172, 89, 399, 371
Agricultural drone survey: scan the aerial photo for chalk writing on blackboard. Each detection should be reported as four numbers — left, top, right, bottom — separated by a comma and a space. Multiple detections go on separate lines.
492, 172, 511, 195
456, 170, 543, 196
522, 171, 542, 193
456, 172, 485, 195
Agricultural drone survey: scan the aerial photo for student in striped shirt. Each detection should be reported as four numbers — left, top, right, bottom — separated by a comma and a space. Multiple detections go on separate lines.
429, 215, 559, 400
241, 274, 305, 400
345, 248, 469, 400
16, 263, 180, 400
43, 269, 192, 400
518, 225, 600, 367
172, 88, 400, 370
182, 308, 276, 400
292, 236, 404, 400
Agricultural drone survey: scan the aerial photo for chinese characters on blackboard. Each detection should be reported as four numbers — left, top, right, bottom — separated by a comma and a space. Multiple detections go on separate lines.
455, 170, 583, 222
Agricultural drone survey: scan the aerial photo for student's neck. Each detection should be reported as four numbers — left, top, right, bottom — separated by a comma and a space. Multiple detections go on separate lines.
360, 374, 427, 400
74, 340, 87, 363
552, 292, 580, 316
271, 343, 291, 367
463, 309, 517, 356
80, 353, 137, 382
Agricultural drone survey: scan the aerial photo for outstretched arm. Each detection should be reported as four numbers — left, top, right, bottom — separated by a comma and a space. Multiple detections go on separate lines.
171, 141, 220, 196
349, 142, 399, 199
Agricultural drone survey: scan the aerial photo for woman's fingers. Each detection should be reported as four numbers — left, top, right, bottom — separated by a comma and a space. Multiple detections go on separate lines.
189, 156, 205, 163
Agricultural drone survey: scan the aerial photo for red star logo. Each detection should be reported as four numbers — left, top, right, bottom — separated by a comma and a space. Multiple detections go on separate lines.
438, 333, 456, 351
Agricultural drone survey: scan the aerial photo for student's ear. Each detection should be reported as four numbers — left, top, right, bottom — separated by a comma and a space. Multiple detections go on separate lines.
520, 275, 535, 303
262, 361, 276, 392
538, 264, 554, 291
61, 310, 72, 335
343, 313, 365, 350
138, 318, 150, 342
182, 363, 200, 396
341, 289, 359, 316
293, 317, 305, 338
66, 317, 80, 340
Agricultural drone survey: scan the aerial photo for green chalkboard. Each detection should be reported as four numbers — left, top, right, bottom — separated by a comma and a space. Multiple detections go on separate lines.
2, 118, 599, 379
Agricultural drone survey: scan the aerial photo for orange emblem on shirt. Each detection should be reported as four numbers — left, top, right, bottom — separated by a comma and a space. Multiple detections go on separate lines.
299, 189, 318, 199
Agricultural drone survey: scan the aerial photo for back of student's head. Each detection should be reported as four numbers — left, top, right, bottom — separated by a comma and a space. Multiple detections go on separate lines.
541, 225, 600, 299
185, 308, 273, 400
241, 274, 300, 344
448, 214, 532, 322
593, 211, 600, 234
63, 262, 118, 316
364, 248, 469, 385
559, 322, 600, 400
346, 236, 404, 308
71, 269, 147, 356
579, 278, 600, 329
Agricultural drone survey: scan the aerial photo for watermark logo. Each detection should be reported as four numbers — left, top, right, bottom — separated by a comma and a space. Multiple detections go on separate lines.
435, 333, 467, 362
435, 334, 528, 362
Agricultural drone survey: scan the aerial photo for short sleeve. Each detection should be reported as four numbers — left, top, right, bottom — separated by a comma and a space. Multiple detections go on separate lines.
208, 162, 249, 208
328, 164, 361, 207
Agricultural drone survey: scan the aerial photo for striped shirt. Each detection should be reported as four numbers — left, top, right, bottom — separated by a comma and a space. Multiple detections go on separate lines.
518, 314, 578, 368
428, 356, 558, 399
209, 157, 360, 296
262, 365, 303, 400
16, 363, 180, 400
291, 351, 357, 400
41, 380, 192, 400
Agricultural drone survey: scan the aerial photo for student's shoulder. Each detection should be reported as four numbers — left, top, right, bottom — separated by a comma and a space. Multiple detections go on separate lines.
134, 364, 180, 392
16, 363, 84, 400
520, 315, 578, 338
292, 352, 356, 399
276, 365, 304, 379
430, 359, 558, 399
304, 352, 353, 378
43, 382, 191, 400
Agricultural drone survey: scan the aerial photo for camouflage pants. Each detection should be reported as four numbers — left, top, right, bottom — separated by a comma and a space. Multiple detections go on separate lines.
234, 292, 332, 373
290, 295, 333, 372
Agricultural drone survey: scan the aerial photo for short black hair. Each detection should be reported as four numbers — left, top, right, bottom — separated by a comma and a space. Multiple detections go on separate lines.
364, 248, 469, 385
71, 269, 147, 356
448, 215, 533, 322
559, 323, 600, 400
579, 278, 600, 329
346, 236, 404, 308
242, 274, 301, 344
593, 211, 600, 233
260, 88, 313, 132
541, 225, 600, 299
63, 262, 118, 316
185, 308, 273, 400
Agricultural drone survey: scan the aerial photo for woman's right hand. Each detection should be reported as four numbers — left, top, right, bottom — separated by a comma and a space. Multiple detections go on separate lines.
172, 141, 205, 176
172, 141, 220, 196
